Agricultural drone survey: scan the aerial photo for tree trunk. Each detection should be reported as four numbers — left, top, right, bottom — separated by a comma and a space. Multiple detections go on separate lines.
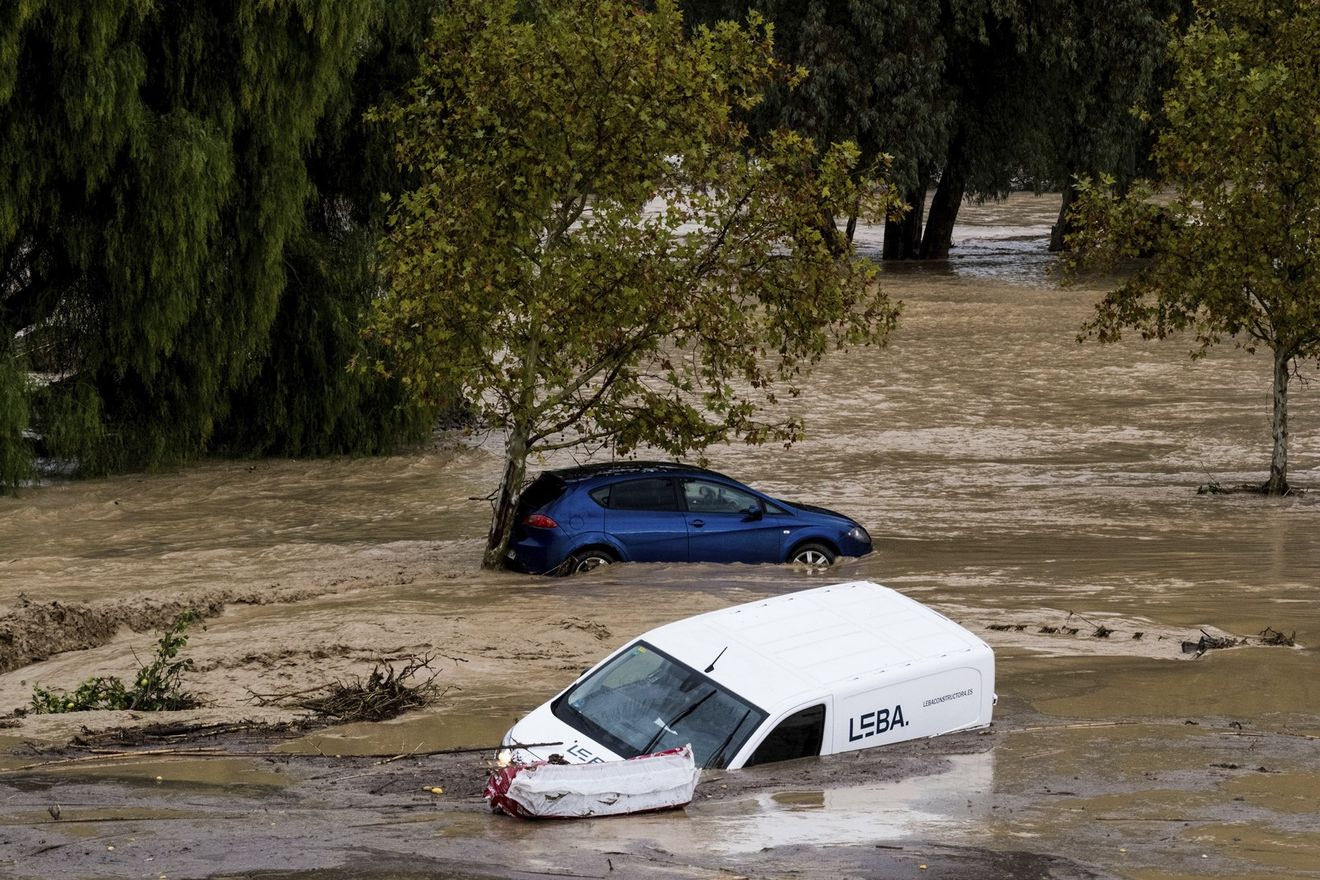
883, 183, 927, 260
1049, 181, 1078, 253
920, 131, 968, 260
483, 330, 541, 569
1266, 347, 1291, 495
482, 422, 531, 569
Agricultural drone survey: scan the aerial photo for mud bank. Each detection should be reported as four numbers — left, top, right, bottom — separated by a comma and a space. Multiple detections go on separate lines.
0, 586, 338, 675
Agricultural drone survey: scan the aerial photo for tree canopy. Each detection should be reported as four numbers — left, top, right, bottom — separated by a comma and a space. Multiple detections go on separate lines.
686, 0, 1177, 259
0, 0, 433, 489
1065, 0, 1320, 495
368, 0, 901, 568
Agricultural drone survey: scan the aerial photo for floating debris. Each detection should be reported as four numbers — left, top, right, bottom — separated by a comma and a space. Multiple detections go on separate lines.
1181, 630, 1245, 657
250, 654, 446, 723
1258, 627, 1296, 647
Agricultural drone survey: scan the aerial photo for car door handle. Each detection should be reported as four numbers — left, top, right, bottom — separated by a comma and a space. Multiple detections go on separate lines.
690, 519, 705, 528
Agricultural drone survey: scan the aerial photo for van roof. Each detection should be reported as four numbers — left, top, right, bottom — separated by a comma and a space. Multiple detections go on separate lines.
642, 581, 990, 714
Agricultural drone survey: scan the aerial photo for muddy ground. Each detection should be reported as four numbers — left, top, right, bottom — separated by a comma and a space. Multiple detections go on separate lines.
3, 195, 1319, 878
2, 695, 1315, 880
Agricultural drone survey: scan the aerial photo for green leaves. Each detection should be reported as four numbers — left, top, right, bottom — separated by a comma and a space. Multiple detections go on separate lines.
31, 610, 204, 713
3, 1, 432, 477
370, 0, 899, 564
1065, 0, 1320, 492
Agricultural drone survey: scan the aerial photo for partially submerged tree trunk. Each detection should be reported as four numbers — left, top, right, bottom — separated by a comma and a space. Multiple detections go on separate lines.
483, 424, 530, 570
920, 130, 968, 259
883, 183, 927, 260
1266, 347, 1292, 495
484, 331, 542, 570
1049, 181, 1079, 253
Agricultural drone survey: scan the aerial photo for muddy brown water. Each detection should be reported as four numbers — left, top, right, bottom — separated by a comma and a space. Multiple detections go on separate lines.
1, 194, 1318, 879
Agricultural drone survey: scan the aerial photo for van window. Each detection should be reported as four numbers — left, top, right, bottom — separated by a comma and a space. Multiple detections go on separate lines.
601, 478, 679, 511
744, 704, 826, 767
552, 641, 766, 769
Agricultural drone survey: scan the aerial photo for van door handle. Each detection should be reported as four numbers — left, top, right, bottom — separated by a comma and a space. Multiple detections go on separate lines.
690, 519, 705, 528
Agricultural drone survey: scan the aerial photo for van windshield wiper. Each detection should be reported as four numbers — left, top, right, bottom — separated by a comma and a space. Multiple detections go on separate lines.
641, 688, 715, 754
705, 708, 752, 769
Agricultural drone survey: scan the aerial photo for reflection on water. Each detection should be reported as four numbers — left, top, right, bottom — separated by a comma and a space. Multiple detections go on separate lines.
697, 752, 994, 854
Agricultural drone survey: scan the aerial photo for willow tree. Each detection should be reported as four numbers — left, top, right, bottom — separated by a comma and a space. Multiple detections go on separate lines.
369, 0, 900, 569
1, 1, 427, 486
1065, 0, 1320, 495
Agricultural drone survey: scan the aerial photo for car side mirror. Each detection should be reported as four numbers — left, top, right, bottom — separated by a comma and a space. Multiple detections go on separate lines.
743, 505, 763, 521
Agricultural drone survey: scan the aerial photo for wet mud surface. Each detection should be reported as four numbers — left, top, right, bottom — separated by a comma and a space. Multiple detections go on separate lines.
3, 194, 1320, 878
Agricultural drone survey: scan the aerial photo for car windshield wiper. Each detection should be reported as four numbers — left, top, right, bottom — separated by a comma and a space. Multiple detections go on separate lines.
640, 687, 716, 755
704, 708, 752, 769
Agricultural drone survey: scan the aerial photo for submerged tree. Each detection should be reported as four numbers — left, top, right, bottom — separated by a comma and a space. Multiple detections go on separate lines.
683, 0, 949, 252
369, 0, 900, 569
684, 0, 1172, 261
1065, 0, 1320, 495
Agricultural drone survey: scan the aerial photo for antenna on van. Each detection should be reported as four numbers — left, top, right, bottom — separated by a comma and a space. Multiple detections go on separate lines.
704, 646, 728, 673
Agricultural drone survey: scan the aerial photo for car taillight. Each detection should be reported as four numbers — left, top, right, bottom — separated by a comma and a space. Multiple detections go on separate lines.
523, 513, 559, 529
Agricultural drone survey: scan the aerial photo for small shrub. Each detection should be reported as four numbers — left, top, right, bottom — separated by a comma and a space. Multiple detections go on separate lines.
31, 611, 204, 713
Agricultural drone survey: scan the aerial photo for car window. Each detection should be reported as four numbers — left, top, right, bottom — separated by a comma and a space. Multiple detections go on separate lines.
517, 473, 567, 516
603, 478, 679, 511
682, 479, 760, 514
744, 703, 826, 767
552, 641, 767, 769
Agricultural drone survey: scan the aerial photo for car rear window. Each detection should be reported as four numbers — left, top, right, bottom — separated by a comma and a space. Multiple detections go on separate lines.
517, 473, 567, 515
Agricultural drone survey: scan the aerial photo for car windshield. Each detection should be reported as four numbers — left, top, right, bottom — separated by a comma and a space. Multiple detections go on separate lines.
552, 641, 767, 769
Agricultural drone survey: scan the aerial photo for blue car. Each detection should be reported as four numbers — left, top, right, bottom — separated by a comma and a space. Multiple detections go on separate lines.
505, 462, 873, 575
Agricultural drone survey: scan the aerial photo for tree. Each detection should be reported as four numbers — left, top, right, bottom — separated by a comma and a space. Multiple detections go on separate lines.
1, 1, 431, 488
369, 0, 900, 569
684, 1, 1172, 261
682, 0, 949, 252
1065, 0, 1320, 495
915, 0, 1177, 260
1044, 0, 1186, 252
210, 0, 439, 457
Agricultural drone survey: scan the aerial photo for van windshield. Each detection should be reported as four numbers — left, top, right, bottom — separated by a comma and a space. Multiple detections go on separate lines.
552, 641, 766, 769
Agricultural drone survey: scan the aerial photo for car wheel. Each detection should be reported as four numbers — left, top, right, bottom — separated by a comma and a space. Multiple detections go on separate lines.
790, 543, 835, 570
569, 549, 616, 574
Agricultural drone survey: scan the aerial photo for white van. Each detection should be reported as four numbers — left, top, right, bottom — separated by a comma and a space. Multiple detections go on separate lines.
500, 580, 995, 770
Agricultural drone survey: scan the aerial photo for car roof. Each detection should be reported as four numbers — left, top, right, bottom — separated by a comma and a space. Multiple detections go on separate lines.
545, 461, 726, 483
640, 581, 991, 715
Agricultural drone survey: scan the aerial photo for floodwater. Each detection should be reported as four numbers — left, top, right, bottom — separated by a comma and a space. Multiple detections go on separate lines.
2, 193, 1319, 878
